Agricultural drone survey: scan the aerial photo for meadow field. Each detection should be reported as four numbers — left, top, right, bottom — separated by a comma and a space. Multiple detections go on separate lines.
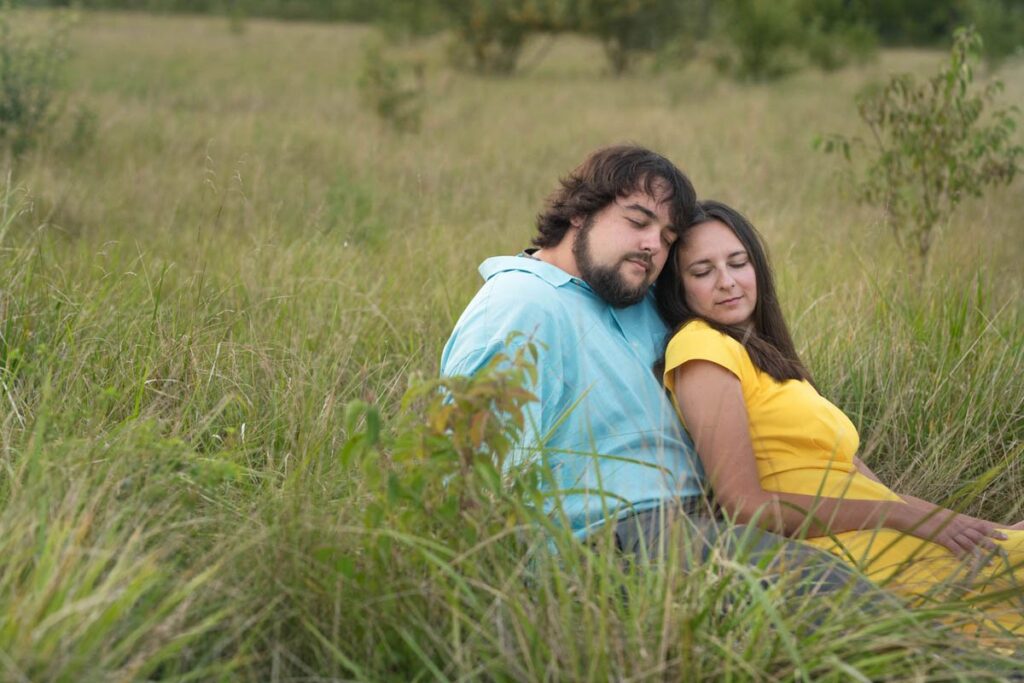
1, 9, 1023, 680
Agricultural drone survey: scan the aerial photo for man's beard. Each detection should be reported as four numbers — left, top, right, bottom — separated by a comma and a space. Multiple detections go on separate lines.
572, 217, 653, 308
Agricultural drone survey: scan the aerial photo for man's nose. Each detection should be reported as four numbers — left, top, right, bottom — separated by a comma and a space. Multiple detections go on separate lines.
639, 227, 661, 252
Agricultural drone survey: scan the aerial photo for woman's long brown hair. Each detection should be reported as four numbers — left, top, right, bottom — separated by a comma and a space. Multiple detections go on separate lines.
655, 200, 813, 385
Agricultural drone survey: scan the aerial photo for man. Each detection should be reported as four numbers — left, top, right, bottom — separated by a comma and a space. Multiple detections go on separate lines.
441, 144, 702, 539
440, 145, 877, 594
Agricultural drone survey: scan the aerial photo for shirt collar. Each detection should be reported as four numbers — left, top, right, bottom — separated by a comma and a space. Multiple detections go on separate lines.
479, 254, 583, 289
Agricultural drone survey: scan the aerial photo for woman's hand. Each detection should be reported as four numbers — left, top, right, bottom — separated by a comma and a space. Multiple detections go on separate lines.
1008, 520, 1024, 531
911, 509, 1008, 558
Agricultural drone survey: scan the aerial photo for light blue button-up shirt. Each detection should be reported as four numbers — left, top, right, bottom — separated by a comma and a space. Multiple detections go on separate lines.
441, 255, 703, 535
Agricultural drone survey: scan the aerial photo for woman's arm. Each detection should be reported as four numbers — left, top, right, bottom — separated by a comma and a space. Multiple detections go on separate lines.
674, 361, 1006, 557
855, 457, 939, 516
852, 457, 883, 484
854, 456, 1020, 532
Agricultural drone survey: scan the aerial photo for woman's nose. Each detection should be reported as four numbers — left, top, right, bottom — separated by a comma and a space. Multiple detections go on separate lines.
716, 269, 736, 289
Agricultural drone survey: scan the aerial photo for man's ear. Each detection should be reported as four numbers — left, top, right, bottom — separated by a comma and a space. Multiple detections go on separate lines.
569, 214, 584, 230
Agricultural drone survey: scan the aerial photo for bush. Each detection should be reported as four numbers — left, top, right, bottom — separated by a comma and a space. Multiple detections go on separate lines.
63, 102, 98, 156
574, 0, 702, 75
357, 37, 426, 134
799, 0, 877, 71
0, 6, 74, 157
712, 0, 806, 81
713, 0, 878, 81
341, 334, 547, 552
819, 27, 1023, 267
965, 0, 1024, 69
436, 0, 564, 75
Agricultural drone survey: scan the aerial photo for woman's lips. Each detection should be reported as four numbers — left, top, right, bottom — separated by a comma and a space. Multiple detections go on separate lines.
716, 296, 743, 305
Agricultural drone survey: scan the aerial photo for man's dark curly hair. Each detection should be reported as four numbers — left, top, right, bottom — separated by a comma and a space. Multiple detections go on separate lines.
533, 145, 697, 248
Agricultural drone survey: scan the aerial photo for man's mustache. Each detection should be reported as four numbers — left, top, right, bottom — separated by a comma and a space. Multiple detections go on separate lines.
623, 252, 653, 269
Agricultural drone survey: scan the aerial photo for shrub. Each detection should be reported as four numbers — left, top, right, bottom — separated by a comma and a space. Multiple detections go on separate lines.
818, 27, 1023, 267
0, 6, 74, 157
436, 0, 564, 75
799, 0, 877, 71
965, 0, 1024, 69
357, 37, 426, 134
574, 0, 700, 75
712, 0, 806, 81
341, 334, 546, 548
63, 102, 98, 156
713, 0, 878, 81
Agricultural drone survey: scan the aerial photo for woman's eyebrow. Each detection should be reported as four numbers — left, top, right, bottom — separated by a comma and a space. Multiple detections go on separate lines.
686, 251, 747, 268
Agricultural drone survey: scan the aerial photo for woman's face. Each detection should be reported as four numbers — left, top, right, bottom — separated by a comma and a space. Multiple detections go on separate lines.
677, 219, 757, 329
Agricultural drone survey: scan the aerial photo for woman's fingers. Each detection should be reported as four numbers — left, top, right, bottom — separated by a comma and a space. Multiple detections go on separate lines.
962, 525, 998, 551
987, 525, 1009, 540
934, 516, 1001, 557
918, 512, 1008, 557
941, 533, 970, 558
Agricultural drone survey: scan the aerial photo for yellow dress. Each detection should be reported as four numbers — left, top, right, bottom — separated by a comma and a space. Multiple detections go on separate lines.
664, 320, 1024, 632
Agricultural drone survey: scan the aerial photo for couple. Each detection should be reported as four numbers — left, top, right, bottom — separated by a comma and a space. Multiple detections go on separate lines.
440, 145, 1023, 629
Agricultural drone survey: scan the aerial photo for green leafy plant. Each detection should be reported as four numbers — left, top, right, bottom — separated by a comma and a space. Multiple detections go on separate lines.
357, 37, 426, 134
575, 0, 698, 75
0, 5, 74, 157
63, 102, 98, 156
819, 27, 1022, 266
712, 0, 805, 81
341, 334, 545, 547
799, 0, 877, 72
437, 0, 563, 75
965, 0, 1024, 70
713, 0, 877, 81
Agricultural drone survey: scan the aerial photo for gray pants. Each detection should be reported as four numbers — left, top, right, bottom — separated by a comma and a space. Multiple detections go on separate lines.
608, 505, 880, 599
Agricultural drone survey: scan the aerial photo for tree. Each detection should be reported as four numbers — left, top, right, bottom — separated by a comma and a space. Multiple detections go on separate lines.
819, 27, 1022, 267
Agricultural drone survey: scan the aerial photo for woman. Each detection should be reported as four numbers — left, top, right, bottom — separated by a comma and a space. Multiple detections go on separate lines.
655, 200, 1024, 632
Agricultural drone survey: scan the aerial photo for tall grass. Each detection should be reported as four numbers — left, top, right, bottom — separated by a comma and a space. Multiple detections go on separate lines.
0, 10, 1022, 679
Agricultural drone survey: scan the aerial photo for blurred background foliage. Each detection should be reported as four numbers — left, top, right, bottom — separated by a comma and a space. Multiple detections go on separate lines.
17, 0, 1024, 75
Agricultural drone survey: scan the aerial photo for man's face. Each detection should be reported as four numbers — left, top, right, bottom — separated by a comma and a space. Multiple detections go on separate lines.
571, 187, 676, 308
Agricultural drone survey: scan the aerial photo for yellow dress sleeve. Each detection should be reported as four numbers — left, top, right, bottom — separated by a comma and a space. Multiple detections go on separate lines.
662, 319, 748, 389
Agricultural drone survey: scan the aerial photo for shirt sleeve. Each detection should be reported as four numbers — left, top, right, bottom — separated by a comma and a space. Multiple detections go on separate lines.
662, 320, 746, 389
440, 283, 566, 465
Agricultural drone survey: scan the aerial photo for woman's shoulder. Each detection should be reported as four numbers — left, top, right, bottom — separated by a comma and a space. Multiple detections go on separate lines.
670, 319, 743, 350
664, 318, 751, 381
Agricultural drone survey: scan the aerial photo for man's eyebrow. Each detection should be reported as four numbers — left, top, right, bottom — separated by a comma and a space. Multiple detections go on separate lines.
623, 203, 658, 220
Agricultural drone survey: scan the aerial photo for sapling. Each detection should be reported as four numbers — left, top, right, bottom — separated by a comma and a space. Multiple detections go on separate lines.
819, 27, 1022, 269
